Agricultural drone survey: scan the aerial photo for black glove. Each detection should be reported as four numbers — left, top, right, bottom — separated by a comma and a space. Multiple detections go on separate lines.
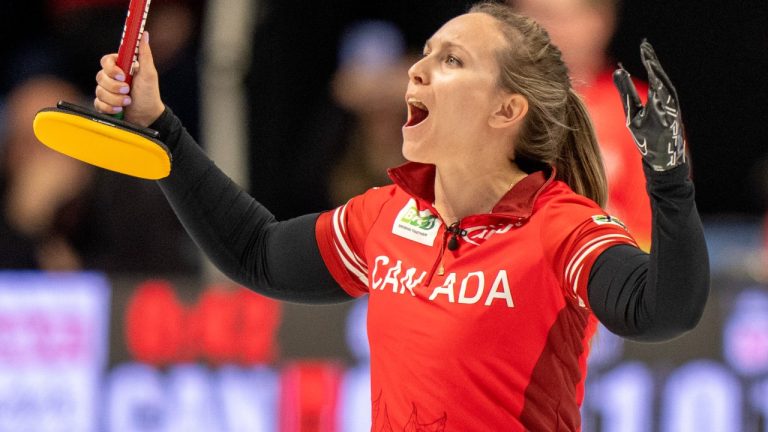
613, 40, 686, 172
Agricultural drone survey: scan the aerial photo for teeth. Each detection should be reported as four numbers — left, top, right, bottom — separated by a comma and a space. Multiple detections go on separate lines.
407, 98, 428, 111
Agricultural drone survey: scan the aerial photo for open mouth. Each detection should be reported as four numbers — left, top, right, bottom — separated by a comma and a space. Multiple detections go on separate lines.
405, 99, 429, 127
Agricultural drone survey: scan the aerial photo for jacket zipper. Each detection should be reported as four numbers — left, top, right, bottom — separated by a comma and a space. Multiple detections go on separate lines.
424, 220, 464, 287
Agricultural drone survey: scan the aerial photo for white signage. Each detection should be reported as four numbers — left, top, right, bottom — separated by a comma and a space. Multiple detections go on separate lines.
0, 272, 110, 432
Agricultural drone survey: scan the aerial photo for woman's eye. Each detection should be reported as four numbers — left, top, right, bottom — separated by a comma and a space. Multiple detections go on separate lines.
446, 55, 462, 66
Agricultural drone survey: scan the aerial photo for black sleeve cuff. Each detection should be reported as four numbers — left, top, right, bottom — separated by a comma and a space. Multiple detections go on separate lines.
642, 160, 691, 185
148, 106, 185, 155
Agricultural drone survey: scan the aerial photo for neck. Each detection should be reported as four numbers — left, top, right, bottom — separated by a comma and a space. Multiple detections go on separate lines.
433, 162, 527, 224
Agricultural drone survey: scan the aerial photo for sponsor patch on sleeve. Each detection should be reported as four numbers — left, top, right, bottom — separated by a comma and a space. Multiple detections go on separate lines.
591, 214, 628, 230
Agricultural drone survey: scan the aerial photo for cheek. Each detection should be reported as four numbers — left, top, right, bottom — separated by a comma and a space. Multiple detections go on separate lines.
438, 88, 491, 130
440, 97, 466, 120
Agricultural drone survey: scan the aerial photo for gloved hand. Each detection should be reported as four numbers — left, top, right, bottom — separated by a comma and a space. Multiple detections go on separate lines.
613, 40, 686, 171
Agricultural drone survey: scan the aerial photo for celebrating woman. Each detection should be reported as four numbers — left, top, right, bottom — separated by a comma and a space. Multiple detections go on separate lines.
94, 2, 708, 430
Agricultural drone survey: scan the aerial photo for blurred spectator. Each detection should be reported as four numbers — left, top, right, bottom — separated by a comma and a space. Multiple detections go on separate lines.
511, 0, 653, 250
245, 1, 468, 219
0, 0, 205, 274
0, 78, 92, 270
326, 21, 412, 205
0, 75, 198, 274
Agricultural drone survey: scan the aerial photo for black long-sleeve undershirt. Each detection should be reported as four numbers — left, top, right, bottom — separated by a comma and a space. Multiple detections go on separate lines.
154, 108, 346, 303
153, 108, 709, 340
587, 163, 709, 342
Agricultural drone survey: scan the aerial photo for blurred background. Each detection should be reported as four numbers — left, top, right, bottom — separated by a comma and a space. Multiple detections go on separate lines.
0, 0, 767, 430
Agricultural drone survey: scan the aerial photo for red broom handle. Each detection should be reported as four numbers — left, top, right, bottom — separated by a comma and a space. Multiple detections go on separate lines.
116, 0, 152, 87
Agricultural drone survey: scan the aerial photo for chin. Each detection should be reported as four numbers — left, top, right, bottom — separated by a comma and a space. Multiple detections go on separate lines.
401, 139, 431, 164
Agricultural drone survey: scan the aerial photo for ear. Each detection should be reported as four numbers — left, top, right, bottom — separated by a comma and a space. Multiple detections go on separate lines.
489, 93, 528, 129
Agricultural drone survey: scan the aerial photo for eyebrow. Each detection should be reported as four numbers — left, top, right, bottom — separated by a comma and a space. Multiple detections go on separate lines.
423, 39, 472, 58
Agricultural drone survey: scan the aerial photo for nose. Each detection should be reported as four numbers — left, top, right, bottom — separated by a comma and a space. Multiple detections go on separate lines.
408, 57, 428, 85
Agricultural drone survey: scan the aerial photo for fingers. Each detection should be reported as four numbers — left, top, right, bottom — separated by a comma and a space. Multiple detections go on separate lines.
138, 32, 154, 67
612, 66, 643, 125
94, 86, 131, 114
639, 40, 679, 102
135, 32, 158, 81
128, 32, 166, 126
99, 54, 128, 84
640, 40, 681, 128
95, 54, 131, 114
92, 32, 164, 125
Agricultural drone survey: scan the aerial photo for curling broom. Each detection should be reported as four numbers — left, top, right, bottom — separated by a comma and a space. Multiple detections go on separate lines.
32, 0, 171, 180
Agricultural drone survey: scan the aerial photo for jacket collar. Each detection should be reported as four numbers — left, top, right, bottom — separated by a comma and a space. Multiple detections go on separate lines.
387, 162, 555, 221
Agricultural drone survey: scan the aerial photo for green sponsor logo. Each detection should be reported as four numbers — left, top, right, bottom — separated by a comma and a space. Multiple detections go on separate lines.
400, 205, 437, 230
592, 215, 627, 230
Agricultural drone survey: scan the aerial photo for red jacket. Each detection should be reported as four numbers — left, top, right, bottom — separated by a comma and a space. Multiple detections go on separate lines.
316, 162, 637, 431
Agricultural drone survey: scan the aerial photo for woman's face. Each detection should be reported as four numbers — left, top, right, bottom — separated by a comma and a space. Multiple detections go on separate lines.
402, 12, 510, 164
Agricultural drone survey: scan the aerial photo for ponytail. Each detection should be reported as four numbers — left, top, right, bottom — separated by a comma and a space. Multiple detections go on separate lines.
557, 89, 607, 207
470, 3, 608, 207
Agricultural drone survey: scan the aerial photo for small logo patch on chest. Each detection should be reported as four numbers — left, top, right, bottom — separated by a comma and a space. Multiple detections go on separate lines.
392, 199, 442, 246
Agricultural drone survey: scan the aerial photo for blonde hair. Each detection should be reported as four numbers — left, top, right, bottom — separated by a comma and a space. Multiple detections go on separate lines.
469, 2, 607, 206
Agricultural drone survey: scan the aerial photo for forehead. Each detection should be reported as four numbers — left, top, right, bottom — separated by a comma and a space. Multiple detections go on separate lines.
428, 12, 508, 54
